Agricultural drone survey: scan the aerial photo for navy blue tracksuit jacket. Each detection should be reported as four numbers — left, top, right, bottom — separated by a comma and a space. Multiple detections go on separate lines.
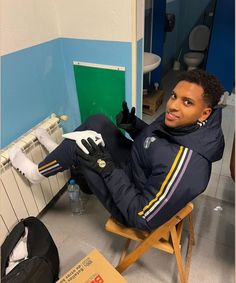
38, 109, 224, 231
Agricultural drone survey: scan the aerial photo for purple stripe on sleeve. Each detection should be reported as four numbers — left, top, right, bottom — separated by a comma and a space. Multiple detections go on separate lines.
146, 150, 193, 222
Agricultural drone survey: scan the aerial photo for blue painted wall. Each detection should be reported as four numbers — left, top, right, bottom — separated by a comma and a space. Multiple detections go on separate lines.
1, 39, 132, 148
151, 0, 166, 85
162, 0, 181, 72
206, 0, 235, 92
162, 0, 213, 74
1, 39, 68, 147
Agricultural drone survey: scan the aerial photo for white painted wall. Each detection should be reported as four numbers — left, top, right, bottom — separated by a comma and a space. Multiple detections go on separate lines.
1, 0, 135, 56
55, 0, 132, 42
137, 0, 145, 40
1, 0, 59, 55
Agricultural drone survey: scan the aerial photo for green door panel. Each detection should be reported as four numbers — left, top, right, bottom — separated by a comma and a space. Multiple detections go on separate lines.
73, 64, 125, 124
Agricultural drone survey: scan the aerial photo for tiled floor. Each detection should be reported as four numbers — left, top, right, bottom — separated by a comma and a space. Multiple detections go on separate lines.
40, 70, 235, 282
41, 192, 235, 283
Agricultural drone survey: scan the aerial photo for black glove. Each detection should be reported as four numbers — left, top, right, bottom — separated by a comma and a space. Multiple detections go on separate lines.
76, 137, 115, 177
116, 101, 136, 132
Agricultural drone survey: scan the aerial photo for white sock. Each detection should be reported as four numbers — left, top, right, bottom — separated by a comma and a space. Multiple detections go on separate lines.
9, 146, 45, 184
35, 128, 58, 153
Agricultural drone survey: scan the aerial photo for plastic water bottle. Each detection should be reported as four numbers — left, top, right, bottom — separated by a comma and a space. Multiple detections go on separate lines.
67, 179, 85, 215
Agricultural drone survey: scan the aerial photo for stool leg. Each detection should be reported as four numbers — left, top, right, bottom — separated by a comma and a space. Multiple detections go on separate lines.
176, 221, 184, 244
188, 214, 195, 245
170, 226, 187, 283
185, 227, 193, 281
119, 239, 131, 265
116, 229, 164, 273
116, 239, 153, 273
184, 213, 195, 281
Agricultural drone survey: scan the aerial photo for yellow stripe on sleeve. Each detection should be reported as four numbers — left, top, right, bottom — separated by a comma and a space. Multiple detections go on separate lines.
138, 146, 184, 216
38, 160, 57, 170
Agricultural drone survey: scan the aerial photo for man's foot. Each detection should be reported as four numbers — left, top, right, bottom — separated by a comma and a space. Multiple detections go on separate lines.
9, 146, 45, 184
35, 128, 58, 153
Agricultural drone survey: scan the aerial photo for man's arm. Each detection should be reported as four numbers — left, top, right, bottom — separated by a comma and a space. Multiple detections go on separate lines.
116, 101, 148, 139
103, 147, 210, 230
126, 116, 148, 139
77, 139, 210, 230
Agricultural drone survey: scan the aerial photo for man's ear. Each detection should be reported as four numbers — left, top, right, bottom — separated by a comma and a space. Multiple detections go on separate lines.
198, 107, 212, 122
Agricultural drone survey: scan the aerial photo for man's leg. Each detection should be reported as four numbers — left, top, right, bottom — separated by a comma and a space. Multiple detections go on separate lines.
9, 143, 128, 224
10, 115, 132, 182
35, 128, 58, 153
80, 166, 129, 225
38, 115, 132, 177
79, 165, 151, 230
70, 115, 133, 194
76, 115, 133, 166
39, 115, 133, 225
71, 115, 134, 224
9, 115, 139, 226
9, 147, 46, 184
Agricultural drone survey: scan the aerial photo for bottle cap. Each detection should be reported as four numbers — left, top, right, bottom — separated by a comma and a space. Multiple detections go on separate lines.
69, 179, 76, 185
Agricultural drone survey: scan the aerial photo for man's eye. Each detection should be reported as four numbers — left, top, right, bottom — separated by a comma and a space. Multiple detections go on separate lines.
171, 94, 176, 99
184, 100, 192, 106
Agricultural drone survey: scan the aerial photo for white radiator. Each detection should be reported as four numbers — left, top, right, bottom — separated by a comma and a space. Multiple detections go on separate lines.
0, 114, 71, 245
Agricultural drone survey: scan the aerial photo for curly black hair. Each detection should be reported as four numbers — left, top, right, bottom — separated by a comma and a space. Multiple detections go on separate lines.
177, 70, 224, 108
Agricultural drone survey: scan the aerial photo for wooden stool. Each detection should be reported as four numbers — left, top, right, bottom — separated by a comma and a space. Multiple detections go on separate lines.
143, 89, 165, 115
105, 203, 195, 283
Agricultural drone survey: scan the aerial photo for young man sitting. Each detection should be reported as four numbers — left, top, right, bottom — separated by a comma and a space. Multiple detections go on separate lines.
9, 70, 224, 231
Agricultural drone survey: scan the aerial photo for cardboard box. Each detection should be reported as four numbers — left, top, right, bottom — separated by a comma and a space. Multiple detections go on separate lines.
143, 89, 165, 115
57, 249, 127, 283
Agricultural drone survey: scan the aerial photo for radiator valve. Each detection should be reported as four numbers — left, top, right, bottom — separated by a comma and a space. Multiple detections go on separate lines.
59, 115, 69, 122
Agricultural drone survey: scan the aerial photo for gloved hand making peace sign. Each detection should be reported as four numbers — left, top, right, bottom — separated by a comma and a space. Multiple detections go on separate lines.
76, 137, 115, 177
116, 101, 136, 132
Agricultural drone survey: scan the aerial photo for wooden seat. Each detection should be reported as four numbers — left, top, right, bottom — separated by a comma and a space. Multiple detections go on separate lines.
105, 202, 195, 283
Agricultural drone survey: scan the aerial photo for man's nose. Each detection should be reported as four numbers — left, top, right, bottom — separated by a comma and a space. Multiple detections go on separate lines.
169, 98, 180, 111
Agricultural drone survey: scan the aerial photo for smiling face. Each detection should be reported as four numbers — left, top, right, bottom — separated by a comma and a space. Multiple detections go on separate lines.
165, 80, 212, 128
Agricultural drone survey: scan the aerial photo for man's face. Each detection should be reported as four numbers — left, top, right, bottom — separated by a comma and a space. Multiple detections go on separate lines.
165, 80, 212, 128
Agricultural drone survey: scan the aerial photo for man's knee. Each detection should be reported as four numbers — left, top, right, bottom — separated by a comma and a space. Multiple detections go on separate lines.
83, 114, 114, 131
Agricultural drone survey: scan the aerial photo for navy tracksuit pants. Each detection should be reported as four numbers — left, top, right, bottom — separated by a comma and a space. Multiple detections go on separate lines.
38, 115, 133, 226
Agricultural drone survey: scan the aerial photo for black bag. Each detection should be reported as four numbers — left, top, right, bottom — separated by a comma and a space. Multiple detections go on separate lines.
1, 217, 59, 283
